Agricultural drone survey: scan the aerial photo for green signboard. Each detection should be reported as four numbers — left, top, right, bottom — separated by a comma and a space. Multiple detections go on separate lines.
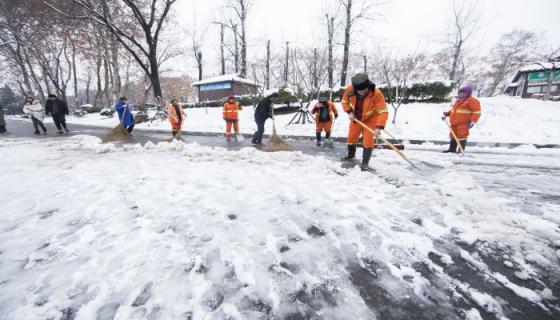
528, 70, 560, 82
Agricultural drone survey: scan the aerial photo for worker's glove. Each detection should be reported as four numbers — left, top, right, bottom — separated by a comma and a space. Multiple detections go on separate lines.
469, 122, 475, 129
374, 128, 381, 136
348, 112, 355, 122
334, 115, 338, 119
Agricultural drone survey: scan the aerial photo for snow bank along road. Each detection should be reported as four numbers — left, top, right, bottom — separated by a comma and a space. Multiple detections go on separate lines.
0, 132, 559, 319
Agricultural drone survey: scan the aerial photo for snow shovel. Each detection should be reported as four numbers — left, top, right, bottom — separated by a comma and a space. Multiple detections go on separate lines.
265, 108, 292, 152
444, 118, 465, 155
354, 119, 443, 174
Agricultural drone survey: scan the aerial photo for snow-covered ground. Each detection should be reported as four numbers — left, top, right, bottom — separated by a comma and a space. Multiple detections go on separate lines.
12, 95, 560, 145
1, 136, 559, 319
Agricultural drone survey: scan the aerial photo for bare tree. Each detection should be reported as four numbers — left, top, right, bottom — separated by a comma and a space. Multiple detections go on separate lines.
446, 0, 482, 82
44, 0, 178, 98
380, 50, 425, 123
484, 30, 539, 96
339, 0, 384, 87
226, 0, 253, 77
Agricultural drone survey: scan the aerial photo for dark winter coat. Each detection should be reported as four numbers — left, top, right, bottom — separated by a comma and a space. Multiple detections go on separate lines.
254, 97, 273, 120
45, 99, 69, 116
115, 101, 135, 127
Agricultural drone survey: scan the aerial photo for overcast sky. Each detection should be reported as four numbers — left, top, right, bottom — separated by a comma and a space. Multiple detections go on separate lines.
172, 0, 560, 77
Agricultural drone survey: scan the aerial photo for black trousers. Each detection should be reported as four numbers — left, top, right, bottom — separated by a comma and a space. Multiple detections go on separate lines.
252, 116, 267, 144
127, 124, 134, 133
32, 117, 47, 132
52, 114, 67, 130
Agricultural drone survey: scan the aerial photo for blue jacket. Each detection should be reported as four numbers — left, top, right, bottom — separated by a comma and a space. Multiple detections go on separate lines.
115, 101, 134, 127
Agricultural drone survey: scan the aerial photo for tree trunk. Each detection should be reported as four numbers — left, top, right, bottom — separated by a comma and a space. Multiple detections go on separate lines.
284, 41, 289, 84
110, 37, 121, 103
363, 55, 368, 73
220, 24, 226, 75
71, 40, 79, 108
86, 71, 91, 104
196, 51, 203, 81
449, 39, 462, 82
148, 52, 163, 98
544, 69, 553, 101
326, 15, 334, 89
266, 40, 270, 89
340, 0, 352, 87
240, 5, 247, 77
313, 48, 318, 91
233, 24, 239, 74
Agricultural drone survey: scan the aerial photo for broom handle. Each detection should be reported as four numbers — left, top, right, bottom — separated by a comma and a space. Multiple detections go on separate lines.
354, 119, 418, 169
444, 118, 464, 153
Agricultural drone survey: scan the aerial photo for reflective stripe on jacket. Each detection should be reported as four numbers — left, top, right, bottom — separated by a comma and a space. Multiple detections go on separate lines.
223, 101, 242, 120
449, 96, 481, 125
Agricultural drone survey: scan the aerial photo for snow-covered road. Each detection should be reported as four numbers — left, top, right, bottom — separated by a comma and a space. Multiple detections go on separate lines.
0, 131, 559, 319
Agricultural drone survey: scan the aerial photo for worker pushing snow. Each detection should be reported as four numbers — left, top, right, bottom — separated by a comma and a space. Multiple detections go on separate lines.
442, 84, 482, 153
311, 97, 338, 147
115, 96, 135, 135
341, 73, 389, 171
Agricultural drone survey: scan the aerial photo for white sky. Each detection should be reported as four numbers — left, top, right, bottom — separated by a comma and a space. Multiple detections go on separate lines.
171, 0, 560, 78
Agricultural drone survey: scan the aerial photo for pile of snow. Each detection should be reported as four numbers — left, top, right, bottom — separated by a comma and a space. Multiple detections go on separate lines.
0, 136, 558, 319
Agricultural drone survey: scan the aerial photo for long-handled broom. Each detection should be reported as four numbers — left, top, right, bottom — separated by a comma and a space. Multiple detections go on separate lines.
265, 105, 292, 152
105, 104, 131, 141
354, 119, 443, 174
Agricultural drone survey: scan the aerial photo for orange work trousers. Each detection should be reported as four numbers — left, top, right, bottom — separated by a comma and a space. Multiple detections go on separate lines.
225, 120, 239, 136
450, 123, 469, 140
316, 121, 332, 133
347, 119, 377, 148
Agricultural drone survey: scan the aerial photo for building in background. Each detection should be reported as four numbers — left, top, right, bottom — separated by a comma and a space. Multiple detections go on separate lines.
192, 74, 261, 102
506, 58, 560, 100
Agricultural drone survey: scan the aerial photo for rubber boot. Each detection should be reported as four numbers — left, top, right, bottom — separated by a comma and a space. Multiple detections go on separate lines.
458, 139, 467, 153
33, 130, 40, 135
316, 132, 321, 146
443, 140, 457, 153
341, 144, 356, 161
172, 130, 178, 138
360, 148, 373, 171
325, 132, 331, 139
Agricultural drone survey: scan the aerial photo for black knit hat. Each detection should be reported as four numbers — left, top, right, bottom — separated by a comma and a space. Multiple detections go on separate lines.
351, 73, 370, 91
120, 96, 128, 101
47, 93, 57, 98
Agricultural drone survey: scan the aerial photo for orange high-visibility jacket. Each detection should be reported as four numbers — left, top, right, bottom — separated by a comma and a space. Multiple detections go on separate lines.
341, 84, 389, 128
166, 104, 186, 125
448, 96, 481, 125
311, 101, 338, 122
223, 101, 242, 120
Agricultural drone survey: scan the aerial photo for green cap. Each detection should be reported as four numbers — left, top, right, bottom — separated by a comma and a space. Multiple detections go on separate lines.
351, 73, 369, 90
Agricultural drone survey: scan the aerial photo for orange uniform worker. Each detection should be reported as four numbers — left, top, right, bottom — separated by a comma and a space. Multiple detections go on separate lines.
166, 98, 187, 139
311, 97, 338, 146
223, 96, 242, 139
341, 73, 389, 171
442, 84, 481, 153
